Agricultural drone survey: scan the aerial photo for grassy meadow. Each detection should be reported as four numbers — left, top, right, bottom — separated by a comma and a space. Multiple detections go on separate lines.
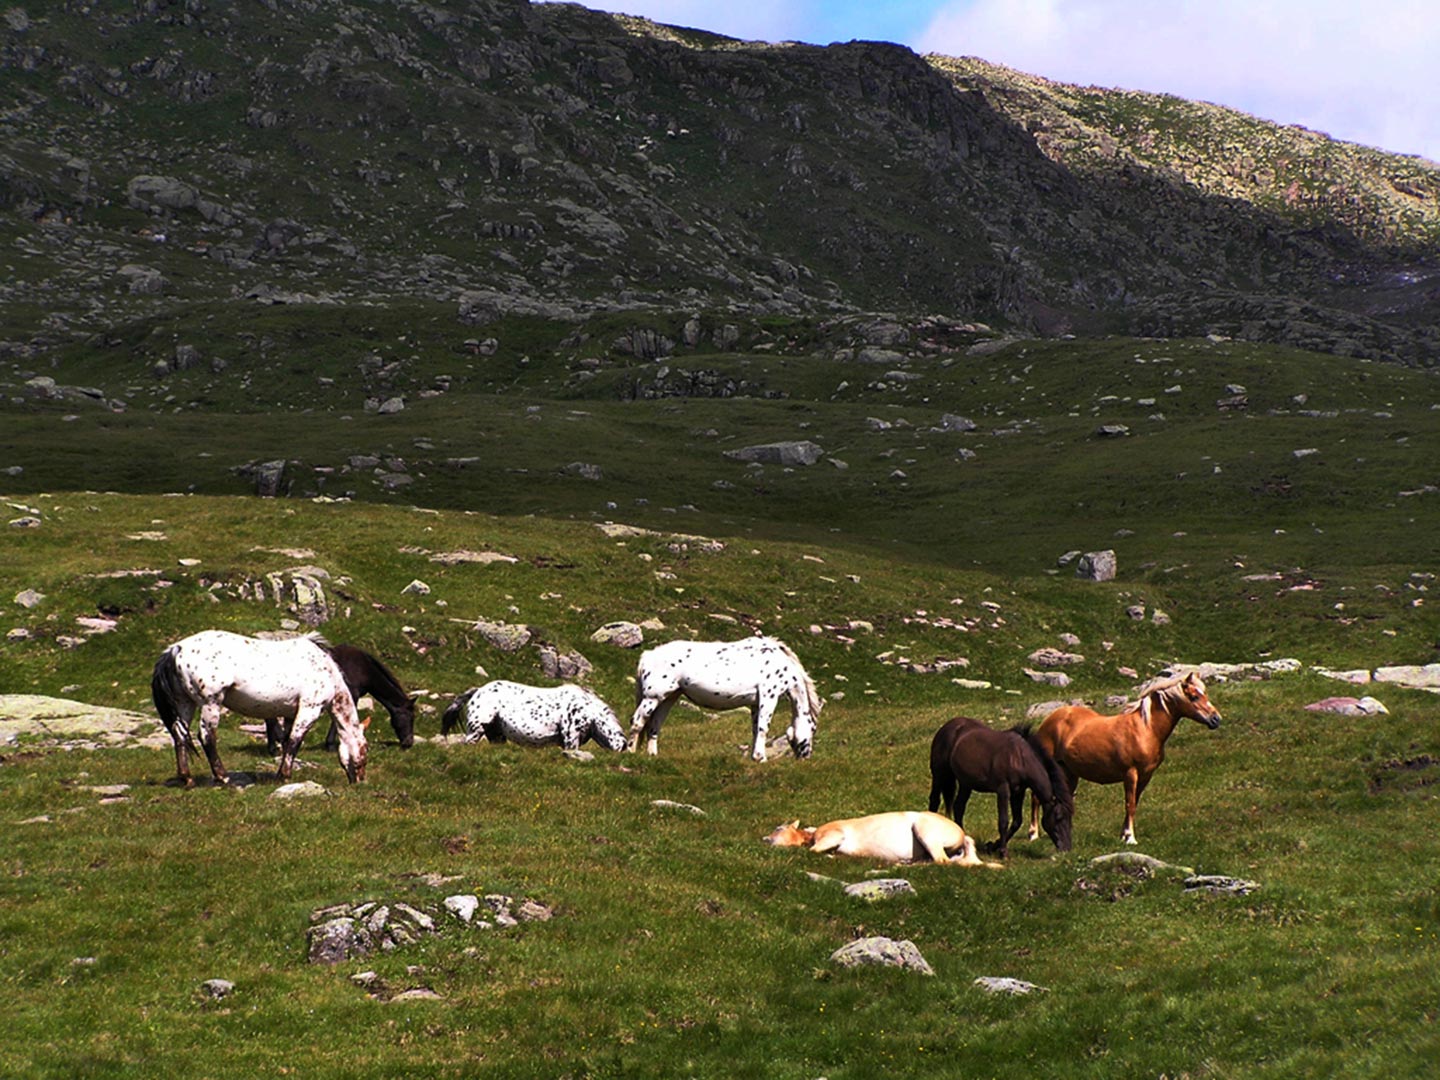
3, 324, 1439, 1078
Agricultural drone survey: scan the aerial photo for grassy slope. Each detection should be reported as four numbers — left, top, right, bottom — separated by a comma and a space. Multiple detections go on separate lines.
3, 324, 1439, 1077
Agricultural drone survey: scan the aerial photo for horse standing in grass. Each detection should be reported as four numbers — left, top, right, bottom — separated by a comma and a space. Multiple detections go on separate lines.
440, 681, 627, 752
1029, 669, 1222, 845
629, 637, 822, 761
151, 630, 367, 786
928, 716, 1073, 857
261, 644, 417, 753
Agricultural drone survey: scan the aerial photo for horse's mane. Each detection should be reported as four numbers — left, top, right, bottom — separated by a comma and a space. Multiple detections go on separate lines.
1012, 722, 1074, 813
1131, 668, 1199, 724
773, 639, 823, 720
440, 688, 478, 737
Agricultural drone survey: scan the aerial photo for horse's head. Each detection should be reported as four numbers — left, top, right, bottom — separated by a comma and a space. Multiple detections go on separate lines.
1040, 792, 1074, 853
587, 698, 629, 752
393, 694, 418, 748
764, 821, 815, 847
1176, 671, 1222, 729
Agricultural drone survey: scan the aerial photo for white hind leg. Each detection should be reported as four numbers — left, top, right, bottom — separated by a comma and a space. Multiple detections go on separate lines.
632, 694, 677, 755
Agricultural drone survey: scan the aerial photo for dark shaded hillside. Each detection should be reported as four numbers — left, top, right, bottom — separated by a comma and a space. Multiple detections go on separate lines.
1, 0, 1438, 366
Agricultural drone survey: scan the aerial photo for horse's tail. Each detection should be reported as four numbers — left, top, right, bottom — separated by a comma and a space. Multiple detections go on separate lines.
150, 647, 195, 749
776, 640, 823, 722
440, 689, 477, 738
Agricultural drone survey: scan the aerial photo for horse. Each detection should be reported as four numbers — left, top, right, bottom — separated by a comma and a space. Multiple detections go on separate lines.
763, 811, 997, 866
261, 644, 417, 753
150, 630, 368, 787
439, 680, 627, 752
629, 636, 822, 761
927, 716, 1073, 857
1028, 669, 1222, 845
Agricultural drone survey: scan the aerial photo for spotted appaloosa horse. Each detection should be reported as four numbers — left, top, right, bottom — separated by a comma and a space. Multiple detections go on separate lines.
261, 643, 417, 753
764, 811, 993, 866
629, 636, 822, 761
1029, 669, 1222, 845
150, 630, 367, 786
439, 680, 627, 752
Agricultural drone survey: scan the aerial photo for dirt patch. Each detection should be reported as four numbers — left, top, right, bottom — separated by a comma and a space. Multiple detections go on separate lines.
1368, 754, 1440, 795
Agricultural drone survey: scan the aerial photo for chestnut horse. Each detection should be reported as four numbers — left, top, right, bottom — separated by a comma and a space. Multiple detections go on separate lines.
1028, 670, 1222, 845
928, 716, 1073, 857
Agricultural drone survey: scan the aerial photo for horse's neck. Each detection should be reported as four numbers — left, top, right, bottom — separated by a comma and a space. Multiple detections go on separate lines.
352, 655, 406, 709
1145, 694, 1184, 742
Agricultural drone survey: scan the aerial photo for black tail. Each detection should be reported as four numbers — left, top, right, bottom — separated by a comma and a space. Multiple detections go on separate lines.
150, 649, 195, 748
440, 689, 476, 738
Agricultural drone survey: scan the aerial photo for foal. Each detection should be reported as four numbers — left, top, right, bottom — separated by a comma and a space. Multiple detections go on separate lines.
928, 716, 1073, 857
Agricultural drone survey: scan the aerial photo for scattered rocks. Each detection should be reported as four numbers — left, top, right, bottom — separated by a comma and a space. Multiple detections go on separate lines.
537, 645, 592, 680
830, 937, 934, 976
307, 891, 550, 965
1028, 647, 1084, 667
1024, 668, 1072, 688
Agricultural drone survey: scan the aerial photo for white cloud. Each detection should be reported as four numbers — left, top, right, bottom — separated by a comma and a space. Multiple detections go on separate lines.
916, 0, 1440, 162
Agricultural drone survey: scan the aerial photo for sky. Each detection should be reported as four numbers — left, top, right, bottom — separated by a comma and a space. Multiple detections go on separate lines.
544, 0, 1440, 164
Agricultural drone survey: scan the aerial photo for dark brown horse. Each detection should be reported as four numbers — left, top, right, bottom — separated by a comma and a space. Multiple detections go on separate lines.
1028, 669, 1221, 846
266, 644, 416, 753
928, 716, 1073, 857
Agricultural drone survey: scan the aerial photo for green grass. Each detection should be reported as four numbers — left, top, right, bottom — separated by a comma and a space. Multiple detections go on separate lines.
1, 486, 1438, 1078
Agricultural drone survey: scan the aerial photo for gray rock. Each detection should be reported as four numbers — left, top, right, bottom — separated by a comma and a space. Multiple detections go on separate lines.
401, 580, 431, 596
270, 781, 329, 800
724, 441, 825, 467
1024, 668, 1072, 688
562, 748, 595, 762
537, 645, 592, 680
974, 976, 1047, 995
1183, 874, 1261, 896
591, 621, 643, 648
1372, 664, 1440, 689
14, 589, 44, 609
1095, 424, 1131, 438
307, 918, 372, 965
1090, 851, 1194, 874
843, 878, 915, 902
1076, 550, 1117, 582
253, 460, 289, 498
937, 413, 977, 432
564, 461, 603, 480
830, 936, 934, 976
200, 978, 235, 1000
473, 619, 532, 652
389, 987, 444, 1002
1304, 696, 1388, 716
651, 799, 705, 816
1028, 647, 1084, 667
377, 396, 406, 415
443, 894, 481, 924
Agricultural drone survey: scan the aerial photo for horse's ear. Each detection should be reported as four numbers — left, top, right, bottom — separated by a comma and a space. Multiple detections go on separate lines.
788, 819, 800, 829
362, 715, 372, 730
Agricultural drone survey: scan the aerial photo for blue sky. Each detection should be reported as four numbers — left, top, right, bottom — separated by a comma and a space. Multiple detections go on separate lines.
544, 0, 1440, 164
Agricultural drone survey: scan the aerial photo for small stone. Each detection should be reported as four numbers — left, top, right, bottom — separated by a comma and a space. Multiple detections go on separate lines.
974, 976, 1046, 995
14, 589, 44, 608
830, 936, 934, 975
200, 978, 235, 1000
443, 895, 481, 924
270, 781, 329, 800
651, 799, 705, 816
388, 987, 443, 1002
401, 580, 431, 596
843, 878, 915, 902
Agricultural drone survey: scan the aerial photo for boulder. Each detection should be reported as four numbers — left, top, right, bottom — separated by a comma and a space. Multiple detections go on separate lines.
843, 879, 915, 902
1304, 696, 1388, 716
270, 781, 329, 800
974, 976, 1047, 995
1372, 664, 1440, 690
723, 441, 825, 467
591, 621, 643, 648
537, 645, 592, 680
830, 937, 934, 976
1076, 550, 1117, 582
474, 620, 532, 652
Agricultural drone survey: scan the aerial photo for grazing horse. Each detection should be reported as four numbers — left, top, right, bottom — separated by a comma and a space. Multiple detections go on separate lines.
150, 630, 367, 787
262, 644, 417, 753
764, 811, 994, 866
629, 637, 822, 761
439, 681, 627, 752
1029, 669, 1222, 845
928, 716, 1073, 857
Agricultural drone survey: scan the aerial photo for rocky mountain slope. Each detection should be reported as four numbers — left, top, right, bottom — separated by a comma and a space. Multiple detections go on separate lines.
2, 0, 1437, 366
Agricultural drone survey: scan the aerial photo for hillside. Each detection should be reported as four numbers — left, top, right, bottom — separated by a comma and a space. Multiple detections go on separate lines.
2, 0, 1438, 368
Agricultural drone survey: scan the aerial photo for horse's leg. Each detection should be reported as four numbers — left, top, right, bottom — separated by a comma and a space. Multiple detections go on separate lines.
329, 692, 368, 783
278, 702, 324, 783
750, 693, 779, 762
198, 700, 229, 785
265, 717, 285, 756
642, 695, 679, 756
1121, 767, 1143, 844
914, 821, 951, 864
993, 785, 1013, 858
323, 716, 340, 752
171, 698, 197, 787
627, 695, 657, 753
1003, 787, 1027, 848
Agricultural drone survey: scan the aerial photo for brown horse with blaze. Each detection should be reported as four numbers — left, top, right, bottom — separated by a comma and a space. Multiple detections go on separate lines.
1029, 669, 1222, 846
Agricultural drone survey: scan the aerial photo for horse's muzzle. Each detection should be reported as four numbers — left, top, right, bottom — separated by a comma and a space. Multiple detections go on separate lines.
1202, 713, 1222, 730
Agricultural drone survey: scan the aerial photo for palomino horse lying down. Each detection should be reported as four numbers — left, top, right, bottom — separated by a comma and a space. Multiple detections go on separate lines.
764, 811, 998, 866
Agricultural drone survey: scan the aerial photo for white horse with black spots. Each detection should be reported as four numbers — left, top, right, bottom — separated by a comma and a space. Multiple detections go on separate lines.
629, 636, 822, 761
150, 629, 368, 787
440, 680, 627, 752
